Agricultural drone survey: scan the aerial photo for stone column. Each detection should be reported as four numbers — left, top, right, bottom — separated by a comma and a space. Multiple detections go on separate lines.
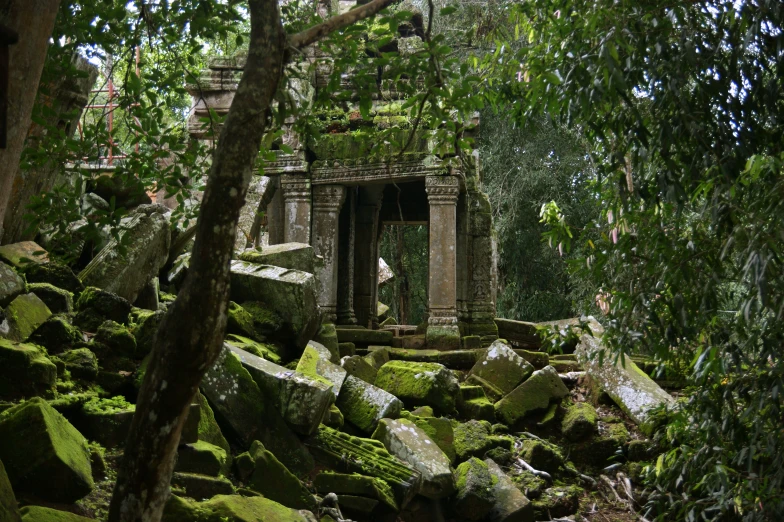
353, 186, 385, 328
337, 188, 357, 325
311, 185, 346, 322
280, 174, 311, 244
425, 175, 461, 349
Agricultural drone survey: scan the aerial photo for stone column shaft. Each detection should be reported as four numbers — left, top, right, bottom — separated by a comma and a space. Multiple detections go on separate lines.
425, 175, 461, 349
337, 188, 357, 325
312, 185, 346, 322
353, 187, 384, 328
280, 174, 311, 244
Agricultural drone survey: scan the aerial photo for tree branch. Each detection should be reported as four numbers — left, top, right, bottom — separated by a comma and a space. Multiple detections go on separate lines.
289, 0, 400, 50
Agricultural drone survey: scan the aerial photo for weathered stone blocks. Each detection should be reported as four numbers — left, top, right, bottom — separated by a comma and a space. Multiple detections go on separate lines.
469, 340, 534, 395
494, 365, 569, 426
375, 360, 459, 415
0, 339, 57, 399
238, 242, 318, 274
0, 262, 24, 307
3, 293, 51, 341
335, 374, 403, 433
485, 458, 534, 522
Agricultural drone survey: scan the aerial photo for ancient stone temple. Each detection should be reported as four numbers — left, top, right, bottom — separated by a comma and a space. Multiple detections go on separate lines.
186, 11, 499, 349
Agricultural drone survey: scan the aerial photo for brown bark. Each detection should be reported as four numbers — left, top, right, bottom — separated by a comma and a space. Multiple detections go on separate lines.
108, 0, 402, 520
0, 0, 61, 244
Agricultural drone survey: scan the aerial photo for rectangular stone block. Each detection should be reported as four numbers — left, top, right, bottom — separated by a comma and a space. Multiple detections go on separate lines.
238, 242, 318, 274
494, 318, 540, 350
336, 327, 393, 346
336, 374, 403, 433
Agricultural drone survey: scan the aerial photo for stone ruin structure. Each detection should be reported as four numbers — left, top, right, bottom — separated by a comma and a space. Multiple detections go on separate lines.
187, 12, 499, 350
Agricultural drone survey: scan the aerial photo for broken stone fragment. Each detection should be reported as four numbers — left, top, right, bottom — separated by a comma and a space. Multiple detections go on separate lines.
60, 347, 99, 380
224, 333, 282, 364
494, 365, 570, 426
176, 440, 230, 477
324, 403, 344, 428
195, 392, 231, 454
229, 261, 321, 352
200, 346, 314, 477
305, 425, 422, 508
341, 354, 378, 384
0, 262, 24, 307
171, 472, 235, 499
402, 413, 457, 465
27, 282, 73, 314
372, 418, 455, 499
485, 458, 534, 522
295, 343, 347, 394
313, 323, 340, 363
375, 360, 460, 415
453, 457, 495, 520
129, 309, 165, 358
454, 420, 512, 462
0, 339, 57, 400
19, 506, 93, 521
3, 292, 52, 341
0, 398, 93, 503
73, 287, 131, 332
335, 374, 403, 433
469, 340, 534, 395
72, 396, 135, 448
336, 327, 393, 346
27, 315, 83, 355
226, 301, 259, 340
465, 374, 504, 402
561, 402, 598, 441
364, 346, 390, 369
457, 385, 496, 422
577, 333, 675, 426
162, 494, 318, 522
228, 344, 334, 436
0, 459, 20, 522
570, 421, 630, 467
0, 241, 49, 268
313, 471, 398, 512
338, 341, 355, 357
520, 439, 564, 475
438, 349, 482, 369
21, 261, 84, 294
531, 485, 582, 520
94, 319, 138, 358
246, 441, 316, 511
238, 242, 318, 274
79, 206, 171, 303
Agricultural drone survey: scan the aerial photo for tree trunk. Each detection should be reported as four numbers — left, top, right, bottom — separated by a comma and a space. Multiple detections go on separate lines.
0, 0, 61, 244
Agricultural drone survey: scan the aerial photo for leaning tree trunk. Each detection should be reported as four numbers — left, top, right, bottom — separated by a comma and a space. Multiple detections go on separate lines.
108, 0, 401, 519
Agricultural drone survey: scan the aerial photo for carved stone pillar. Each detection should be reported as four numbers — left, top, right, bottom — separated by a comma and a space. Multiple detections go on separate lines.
425, 175, 461, 349
337, 188, 357, 325
353, 186, 384, 328
311, 185, 346, 322
280, 174, 311, 244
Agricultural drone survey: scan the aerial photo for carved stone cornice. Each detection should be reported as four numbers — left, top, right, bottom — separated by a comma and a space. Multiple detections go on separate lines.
428, 307, 459, 326
425, 175, 460, 204
312, 185, 346, 212
280, 175, 310, 202
264, 151, 308, 176
311, 155, 445, 185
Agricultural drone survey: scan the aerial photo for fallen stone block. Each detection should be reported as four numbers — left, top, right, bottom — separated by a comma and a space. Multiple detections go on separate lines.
336, 327, 393, 346
494, 365, 570, 426
163, 494, 318, 522
313, 472, 397, 512
453, 457, 495, 520
364, 346, 390, 369
402, 413, 456, 465
176, 441, 230, 477
570, 421, 629, 467
335, 374, 403, 433
375, 360, 459, 415
513, 349, 549, 369
0, 241, 48, 268
561, 402, 598, 441
454, 420, 513, 462
200, 346, 314, 477
305, 425, 421, 508
519, 439, 564, 475
238, 242, 318, 274
372, 418, 455, 499
94, 320, 138, 358
73, 287, 131, 332
0, 263, 24, 307
19, 506, 92, 521
3, 293, 51, 341
485, 459, 534, 522
338, 341, 355, 357
577, 333, 675, 425
229, 261, 320, 351
129, 309, 165, 359
27, 315, 83, 355
27, 283, 73, 314
0, 398, 93, 503
465, 374, 504, 402
341, 354, 378, 384
224, 333, 282, 364
0, 459, 20, 522
0, 339, 57, 400
494, 318, 540, 349
21, 262, 83, 295
71, 396, 135, 447
324, 403, 344, 428
457, 385, 495, 422
195, 392, 231, 454
469, 340, 534, 395
171, 472, 235, 499
384, 347, 440, 363
296, 343, 347, 394
60, 348, 99, 380
438, 349, 481, 369
79, 206, 171, 303
228, 344, 334, 436
313, 323, 340, 363
246, 441, 316, 511
531, 485, 582, 520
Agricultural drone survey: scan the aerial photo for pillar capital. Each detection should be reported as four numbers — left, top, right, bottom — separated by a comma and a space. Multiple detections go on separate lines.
425, 175, 460, 204
280, 174, 310, 202
312, 185, 346, 212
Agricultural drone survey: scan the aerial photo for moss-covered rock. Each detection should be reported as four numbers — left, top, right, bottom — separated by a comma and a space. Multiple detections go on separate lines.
561, 402, 598, 441
60, 348, 99, 380
341, 354, 378, 384
195, 392, 230, 454
0, 398, 93, 503
176, 441, 230, 477
313, 323, 340, 363
19, 506, 93, 521
519, 439, 564, 475
457, 385, 496, 422
453, 457, 495, 520
0, 242, 48, 269
172, 472, 235, 499
403, 414, 456, 465
531, 485, 582, 519
335, 374, 403, 434
485, 458, 534, 522
163, 493, 317, 522
27, 315, 83, 354
510, 470, 547, 500
494, 365, 569, 426
0, 262, 24, 307
453, 420, 494, 462
226, 301, 258, 340
225, 334, 282, 364
129, 308, 164, 358
73, 287, 131, 331
74, 396, 135, 448
313, 471, 397, 512
4, 292, 52, 341
0, 459, 20, 522
571, 421, 630, 467
27, 283, 73, 314
94, 320, 137, 358
338, 341, 356, 358
469, 340, 534, 395
246, 441, 316, 511
335, 327, 393, 346
21, 262, 84, 295
0, 339, 57, 399
375, 360, 459, 414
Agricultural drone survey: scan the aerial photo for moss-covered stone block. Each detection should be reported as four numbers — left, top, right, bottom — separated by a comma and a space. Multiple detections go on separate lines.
296, 343, 347, 393
341, 355, 378, 384
129, 309, 164, 358
531, 485, 582, 520
246, 441, 316, 511
485, 458, 534, 522
453, 457, 495, 520
73, 287, 131, 332
19, 506, 93, 521
225, 334, 282, 364
0, 339, 57, 399
313, 471, 397, 512
561, 402, 598, 441
453, 420, 511, 463
510, 470, 547, 500
60, 348, 99, 380
0, 242, 48, 269
457, 386, 496, 423
226, 301, 258, 340
336, 327, 393, 346
465, 374, 504, 402
195, 392, 230, 454
494, 365, 569, 426
0, 262, 24, 307
314, 323, 340, 363
4, 293, 52, 341
324, 403, 344, 429
425, 325, 461, 350
27, 283, 73, 314
335, 374, 402, 434
469, 340, 534, 395
375, 360, 459, 415
27, 315, 83, 354
94, 320, 137, 358
514, 349, 549, 369
0, 398, 93, 503
238, 243, 318, 274
404, 414, 456, 465
0, 459, 20, 522
21, 262, 84, 295
163, 493, 316, 522
176, 441, 230, 477
571, 421, 630, 467
74, 396, 135, 448
519, 439, 564, 475
338, 342, 356, 358
171, 472, 235, 499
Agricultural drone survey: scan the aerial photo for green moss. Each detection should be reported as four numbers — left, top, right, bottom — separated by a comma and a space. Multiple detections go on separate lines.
4, 292, 52, 341
227, 301, 257, 339
294, 345, 333, 388
83, 395, 135, 415
453, 420, 493, 461
374, 360, 458, 414
21, 262, 84, 295
313, 471, 397, 512
27, 283, 74, 314
313, 323, 340, 363
406, 414, 456, 464
160, 292, 177, 303
200, 494, 312, 522
0, 338, 57, 400
195, 392, 230, 454
225, 334, 282, 364
60, 348, 99, 380
176, 440, 230, 477
129, 309, 164, 358
241, 301, 282, 336
425, 325, 461, 350
511, 470, 547, 500
561, 402, 598, 441
531, 485, 583, 519
19, 506, 93, 521
74, 287, 131, 330
519, 439, 564, 475
94, 320, 137, 358
246, 443, 316, 511
453, 457, 494, 519
27, 314, 83, 354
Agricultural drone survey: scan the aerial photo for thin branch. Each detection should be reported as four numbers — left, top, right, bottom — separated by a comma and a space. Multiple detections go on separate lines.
289, 0, 400, 50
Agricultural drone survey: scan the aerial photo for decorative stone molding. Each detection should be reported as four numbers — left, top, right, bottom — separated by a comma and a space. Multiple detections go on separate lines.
312, 155, 444, 185
428, 307, 459, 326
312, 185, 346, 212
425, 175, 460, 204
263, 151, 308, 176
280, 175, 311, 202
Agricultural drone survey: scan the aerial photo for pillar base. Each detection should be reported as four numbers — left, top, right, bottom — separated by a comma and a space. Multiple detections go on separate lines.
426, 325, 461, 351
